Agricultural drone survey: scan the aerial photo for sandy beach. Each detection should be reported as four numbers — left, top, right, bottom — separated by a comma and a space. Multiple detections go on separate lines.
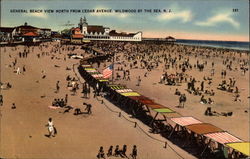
0, 41, 249, 159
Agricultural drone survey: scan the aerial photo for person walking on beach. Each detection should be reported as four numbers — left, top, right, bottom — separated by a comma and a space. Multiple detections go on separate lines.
22, 65, 26, 74
16, 67, 21, 75
131, 145, 137, 159
45, 118, 56, 138
85, 104, 92, 114
121, 144, 128, 158
136, 76, 141, 86
55, 81, 60, 93
179, 94, 186, 108
201, 81, 204, 92
65, 94, 68, 105
11, 103, 16, 109
0, 95, 3, 106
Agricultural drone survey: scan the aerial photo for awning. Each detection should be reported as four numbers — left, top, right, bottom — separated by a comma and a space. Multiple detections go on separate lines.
84, 68, 95, 70
72, 34, 83, 38
128, 95, 149, 100
98, 79, 109, 82
146, 104, 165, 109
121, 92, 141, 97
163, 112, 182, 118
92, 74, 103, 78
88, 72, 100, 74
138, 99, 156, 105
116, 89, 133, 93
226, 142, 250, 156
109, 85, 126, 90
82, 39, 91, 43
86, 70, 98, 73
204, 132, 242, 145
128, 96, 146, 101
170, 116, 202, 126
153, 108, 175, 113
186, 123, 224, 135
22, 32, 39, 37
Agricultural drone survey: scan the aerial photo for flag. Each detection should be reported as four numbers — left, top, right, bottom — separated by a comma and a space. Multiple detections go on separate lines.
103, 64, 113, 78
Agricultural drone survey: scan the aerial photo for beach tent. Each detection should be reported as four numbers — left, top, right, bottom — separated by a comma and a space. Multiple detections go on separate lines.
116, 89, 133, 93
204, 132, 242, 145
226, 142, 250, 157
149, 107, 176, 126
186, 123, 223, 135
92, 74, 103, 78
81, 64, 92, 68
86, 70, 98, 73
168, 116, 203, 138
170, 116, 203, 127
163, 112, 182, 118
109, 85, 127, 90
138, 99, 156, 105
146, 104, 165, 109
184, 123, 224, 153
121, 92, 141, 97
200, 132, 243, 157
84, 68, 96, 71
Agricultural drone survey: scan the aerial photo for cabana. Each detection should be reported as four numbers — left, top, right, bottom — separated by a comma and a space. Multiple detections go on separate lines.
168, 116, 203, 138
120, 92, 141, 97
202, 132, 243, 157
226, 142, 250, 158
150, 107, 175, 125
183, 123, 224, 152
186, 123, 223, 136
204, 132, 242, 145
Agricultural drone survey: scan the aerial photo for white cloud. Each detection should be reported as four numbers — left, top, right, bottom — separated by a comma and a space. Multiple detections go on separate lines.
26, 12, 48, 19
158, 10, 193, 23
195, 12, 240, 29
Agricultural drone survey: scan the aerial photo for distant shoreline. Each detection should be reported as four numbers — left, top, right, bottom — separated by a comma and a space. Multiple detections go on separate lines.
143, 38, 249, 52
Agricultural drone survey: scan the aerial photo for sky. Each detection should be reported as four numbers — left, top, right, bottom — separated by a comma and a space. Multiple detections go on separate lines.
1, 0, 249, 41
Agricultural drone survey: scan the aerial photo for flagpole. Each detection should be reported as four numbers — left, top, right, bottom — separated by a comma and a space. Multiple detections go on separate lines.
112, 51, 115, 84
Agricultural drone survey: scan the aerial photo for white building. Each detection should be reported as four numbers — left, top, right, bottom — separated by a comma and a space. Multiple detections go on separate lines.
78, 17, 142, 41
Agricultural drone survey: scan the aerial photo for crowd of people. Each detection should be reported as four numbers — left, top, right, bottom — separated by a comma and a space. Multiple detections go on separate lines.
1, 40, 249, 159
97, 145, 137, 159
89, 41, 248, 113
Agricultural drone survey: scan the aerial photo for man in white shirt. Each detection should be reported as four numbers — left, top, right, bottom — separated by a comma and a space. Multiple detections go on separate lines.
46, 118, 56, 138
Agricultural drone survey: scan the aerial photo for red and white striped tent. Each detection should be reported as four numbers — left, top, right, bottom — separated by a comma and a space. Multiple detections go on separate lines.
170, 116, 203, 126
204, 132, 242, 145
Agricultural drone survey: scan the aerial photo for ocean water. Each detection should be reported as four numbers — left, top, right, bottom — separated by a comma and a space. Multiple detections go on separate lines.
176, 39, 249, 51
